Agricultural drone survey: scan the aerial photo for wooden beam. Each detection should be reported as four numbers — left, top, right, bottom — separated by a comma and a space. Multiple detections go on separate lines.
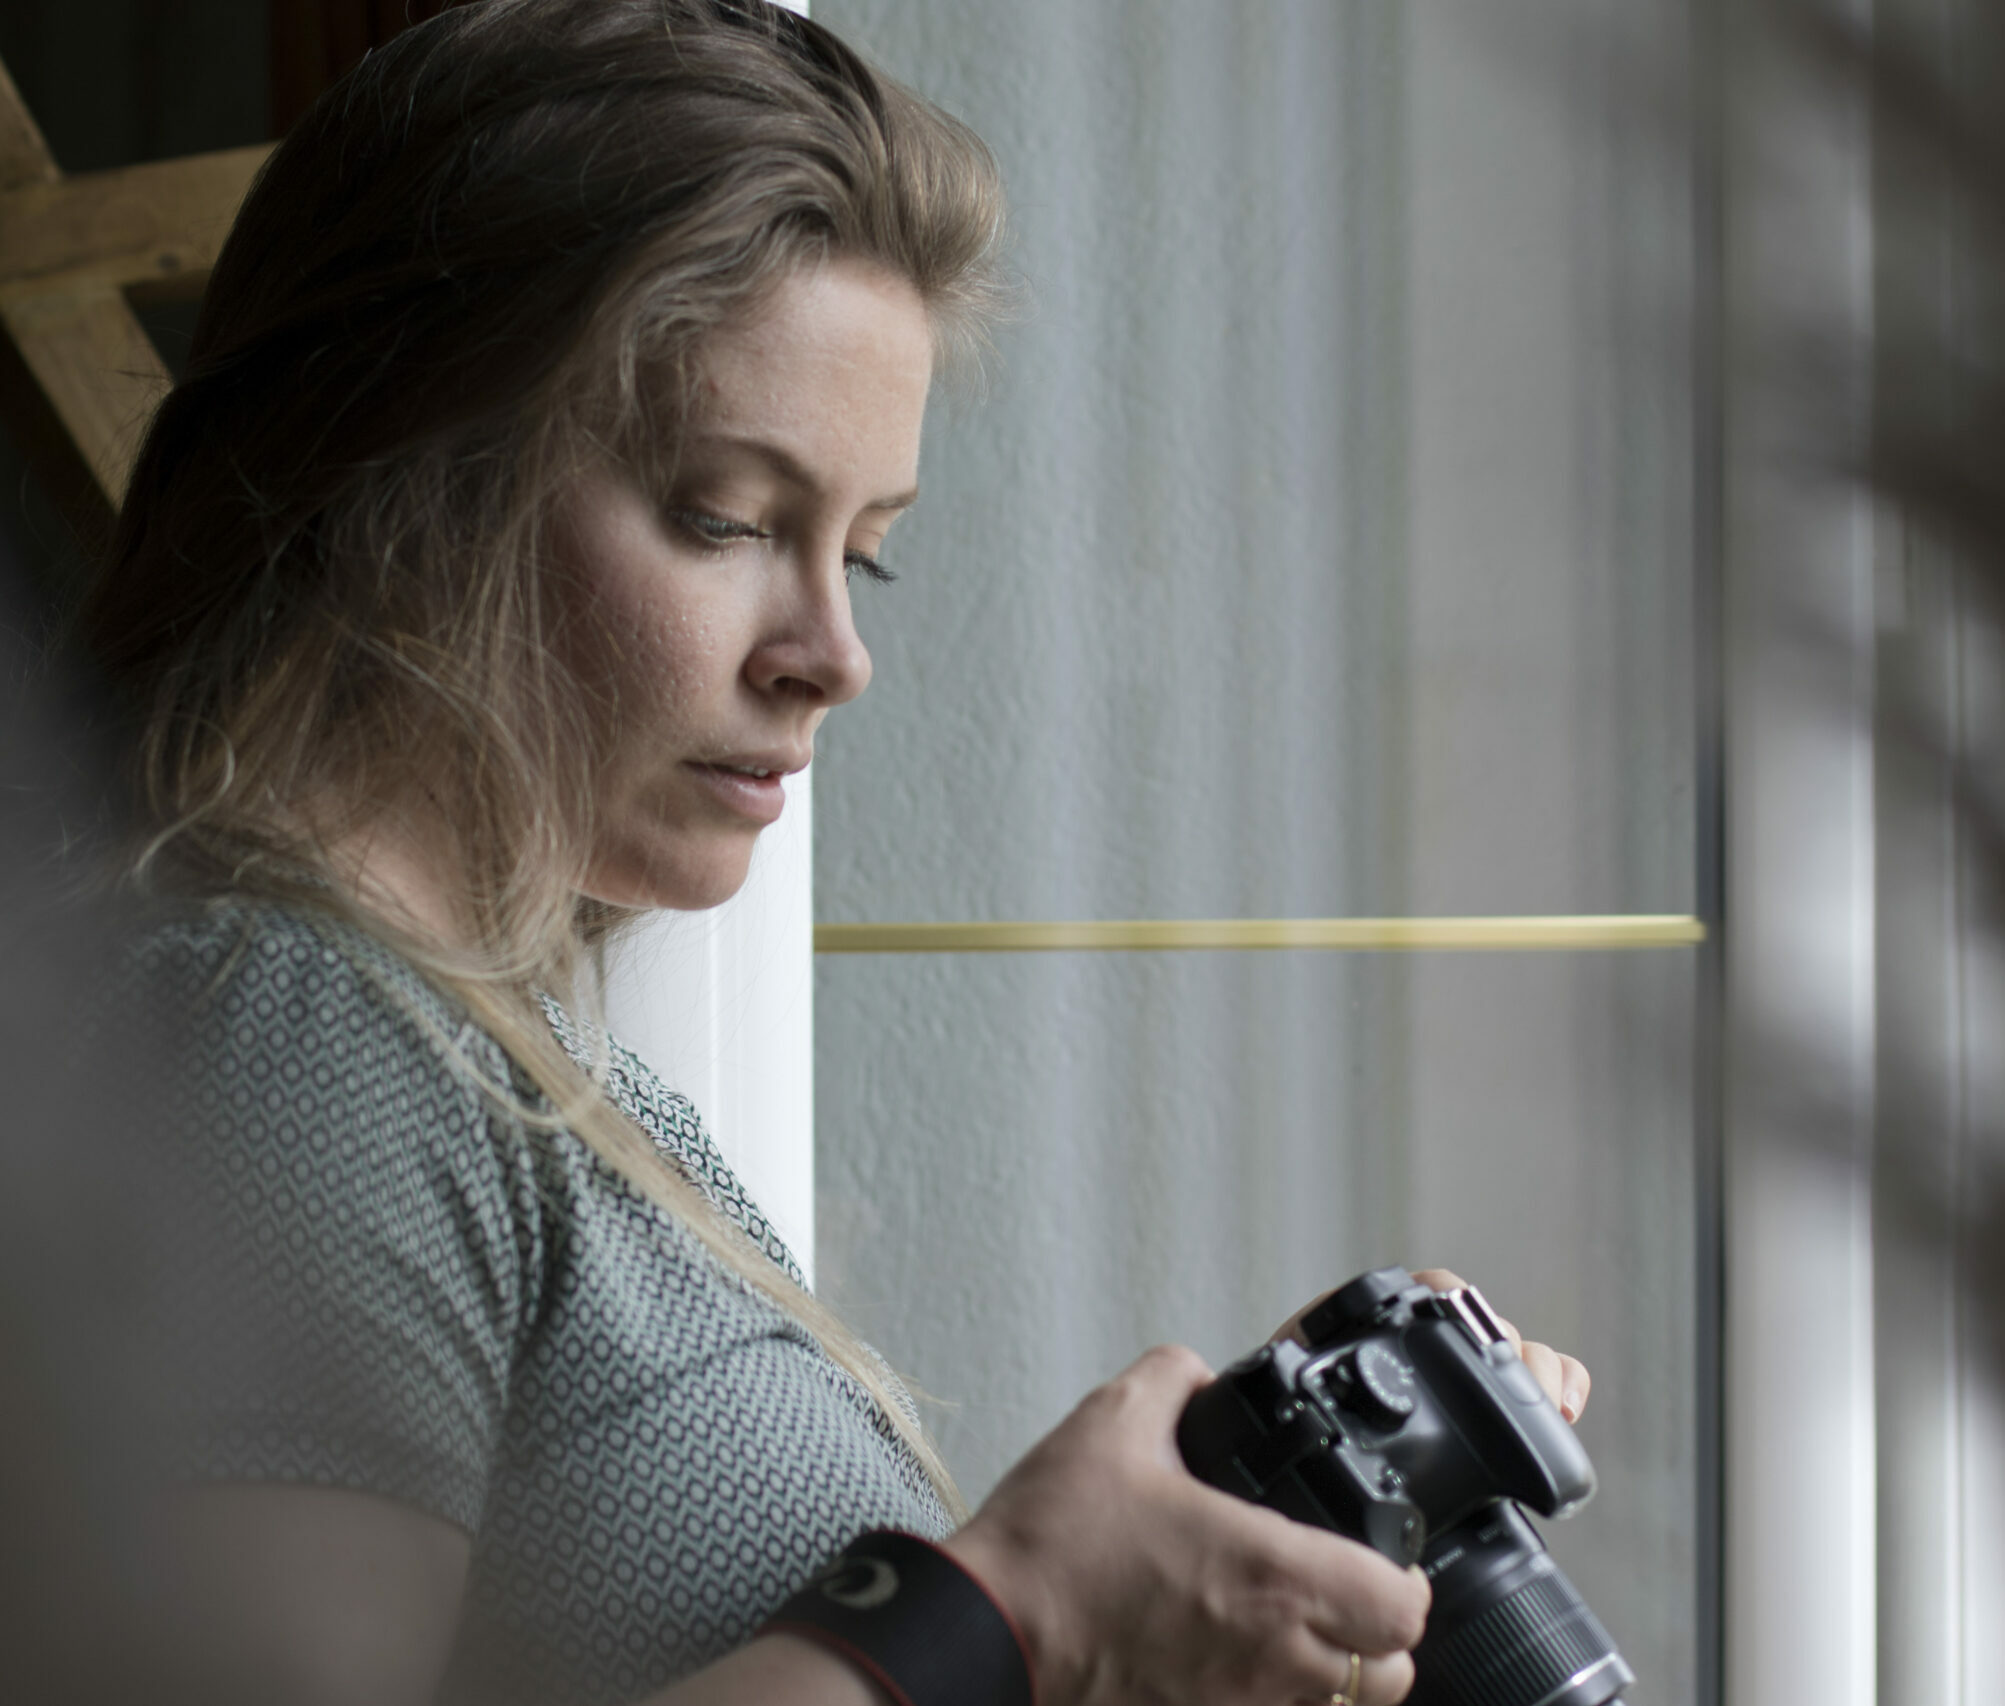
0, 51, 271, 529
1, 289, 173, 508
0, 145, 271, 305
0, 138, 256, 509
0, 56, 59, 193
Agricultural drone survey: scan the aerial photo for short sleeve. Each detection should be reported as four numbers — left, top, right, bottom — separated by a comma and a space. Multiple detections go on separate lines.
125, 905, 546, 1532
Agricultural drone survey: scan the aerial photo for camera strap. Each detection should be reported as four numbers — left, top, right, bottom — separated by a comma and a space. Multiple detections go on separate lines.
760, 1528, 1036, 1706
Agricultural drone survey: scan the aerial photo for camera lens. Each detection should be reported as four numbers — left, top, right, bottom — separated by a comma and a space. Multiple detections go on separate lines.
1411, 1504, 1632, 1706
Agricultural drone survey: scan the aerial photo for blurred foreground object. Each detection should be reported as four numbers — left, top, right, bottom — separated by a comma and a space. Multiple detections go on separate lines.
0, 539, 159, 1700
1847, 1, 2005, 1694
1722, 2, 2005, 1702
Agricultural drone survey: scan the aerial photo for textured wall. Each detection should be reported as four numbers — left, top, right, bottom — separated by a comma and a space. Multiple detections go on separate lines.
811, 3, 1698, 1700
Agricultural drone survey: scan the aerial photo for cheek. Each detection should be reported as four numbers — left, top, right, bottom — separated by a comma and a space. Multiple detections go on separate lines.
595, 580, 739, 718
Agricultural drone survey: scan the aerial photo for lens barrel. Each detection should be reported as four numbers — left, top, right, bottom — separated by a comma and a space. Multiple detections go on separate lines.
1411, 1505, 1633, 1706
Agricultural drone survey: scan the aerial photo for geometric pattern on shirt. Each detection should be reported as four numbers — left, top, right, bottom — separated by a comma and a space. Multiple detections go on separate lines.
537, 992, 808, 1290
539, 997, 928, 1445
110, 901, 949, 1706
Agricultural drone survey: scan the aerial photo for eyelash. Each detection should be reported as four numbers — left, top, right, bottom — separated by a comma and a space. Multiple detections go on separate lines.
670, 509, 898, 587
845, 550, 897, 587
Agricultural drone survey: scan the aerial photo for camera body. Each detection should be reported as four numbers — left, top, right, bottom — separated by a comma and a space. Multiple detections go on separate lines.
1176, 1265, 1596, 1562
1177, 1267, 1634, 1706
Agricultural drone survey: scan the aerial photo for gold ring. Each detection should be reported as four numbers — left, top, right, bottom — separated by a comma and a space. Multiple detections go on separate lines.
1331, 1648, 1363, 1706
1331, 1651, 1363, 1706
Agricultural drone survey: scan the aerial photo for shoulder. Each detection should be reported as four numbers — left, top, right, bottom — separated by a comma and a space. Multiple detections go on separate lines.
101, 896, 546, 1316
91, 900, 550, 1528
104, 896, 512, 1131
111, 896, 482, 1064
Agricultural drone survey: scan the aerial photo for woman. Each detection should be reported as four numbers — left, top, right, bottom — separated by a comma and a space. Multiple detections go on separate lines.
77, 3, 1584, 1703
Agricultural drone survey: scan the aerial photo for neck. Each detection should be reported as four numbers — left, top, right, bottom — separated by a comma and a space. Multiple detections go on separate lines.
317, 799, 469, 951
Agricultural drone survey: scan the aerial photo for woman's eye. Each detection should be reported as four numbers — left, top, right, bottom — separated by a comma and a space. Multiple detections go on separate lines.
671, 510, 892, 584
671, 509, 766, 548
845, 549, 897, 586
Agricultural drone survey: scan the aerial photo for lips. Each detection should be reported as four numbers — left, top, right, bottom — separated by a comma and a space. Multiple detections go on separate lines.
684, 755, 801, 826
694, 750, 812, 779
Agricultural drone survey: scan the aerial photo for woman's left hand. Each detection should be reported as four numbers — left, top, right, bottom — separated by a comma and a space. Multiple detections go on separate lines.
1271, 1267, 1592, 1425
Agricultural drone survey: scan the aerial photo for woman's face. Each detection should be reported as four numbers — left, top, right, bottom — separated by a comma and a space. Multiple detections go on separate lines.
561, 256, 933, 911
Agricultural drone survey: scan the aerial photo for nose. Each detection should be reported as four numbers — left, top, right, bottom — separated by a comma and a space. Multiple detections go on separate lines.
747, 548, 874, 708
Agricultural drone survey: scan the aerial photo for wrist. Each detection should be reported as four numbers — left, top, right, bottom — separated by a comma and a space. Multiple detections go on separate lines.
941, 1518, 1076, 1706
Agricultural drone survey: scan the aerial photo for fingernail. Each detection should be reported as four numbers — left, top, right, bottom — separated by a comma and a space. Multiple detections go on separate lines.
1561, 1390, 1584, 1422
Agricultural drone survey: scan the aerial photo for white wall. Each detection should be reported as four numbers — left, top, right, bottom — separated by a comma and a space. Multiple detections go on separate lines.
604, 770, 817, 1280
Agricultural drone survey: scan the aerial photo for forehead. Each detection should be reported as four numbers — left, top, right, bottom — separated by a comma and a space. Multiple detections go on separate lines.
686, 259, 935, 459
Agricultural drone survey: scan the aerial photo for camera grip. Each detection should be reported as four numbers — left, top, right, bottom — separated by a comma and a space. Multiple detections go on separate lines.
1405, 1326, 1597, 1519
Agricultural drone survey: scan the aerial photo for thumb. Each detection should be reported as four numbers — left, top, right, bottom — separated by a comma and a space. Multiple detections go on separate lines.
1123, 1343, 1217, 1410
1086, 1345, 1217, 1466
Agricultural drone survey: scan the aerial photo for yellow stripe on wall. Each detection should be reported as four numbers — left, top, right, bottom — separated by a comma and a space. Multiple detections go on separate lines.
814, 916, 1707, 954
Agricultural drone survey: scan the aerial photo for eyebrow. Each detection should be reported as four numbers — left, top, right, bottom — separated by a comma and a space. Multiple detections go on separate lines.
692, 433, 920, 514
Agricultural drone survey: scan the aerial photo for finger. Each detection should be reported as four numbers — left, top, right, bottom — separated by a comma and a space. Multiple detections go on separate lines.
1362, 1649, 1418, 1705
1098, 1343, 1215, 1414
1270, 1290, 1333, 1344
1519, 1338, 1567, 1410
1358, 1649, 1418, 1706
1557, 1353, 1592, 1423
1277, 1526, 1431, 1656
1289, 1647, 1416, 1706
1084, 1343, 1216, 1460
1195, 1487, 1430, 1655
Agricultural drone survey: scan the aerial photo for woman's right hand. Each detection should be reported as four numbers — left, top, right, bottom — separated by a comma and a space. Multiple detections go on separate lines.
941, 1344, 1430, 1706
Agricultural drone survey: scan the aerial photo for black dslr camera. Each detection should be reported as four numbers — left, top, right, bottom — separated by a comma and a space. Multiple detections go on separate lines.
1177, 1267, 1634, 1706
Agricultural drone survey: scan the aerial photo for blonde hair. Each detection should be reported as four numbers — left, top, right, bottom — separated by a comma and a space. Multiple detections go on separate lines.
76, 0, 1012, 1517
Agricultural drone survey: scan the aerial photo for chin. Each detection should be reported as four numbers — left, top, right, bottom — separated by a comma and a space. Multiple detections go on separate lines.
582, 842, 757, 914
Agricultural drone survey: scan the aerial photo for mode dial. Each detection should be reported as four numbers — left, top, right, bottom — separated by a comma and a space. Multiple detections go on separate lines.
1334, 1341, 1418, 1428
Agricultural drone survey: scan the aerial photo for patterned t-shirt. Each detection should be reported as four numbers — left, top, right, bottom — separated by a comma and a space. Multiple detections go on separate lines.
119, 899, 947, 1706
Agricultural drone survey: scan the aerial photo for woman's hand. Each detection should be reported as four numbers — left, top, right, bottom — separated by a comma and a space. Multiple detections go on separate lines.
1270, 1268, 1593, 1425
942, 1345, 1430, 1706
